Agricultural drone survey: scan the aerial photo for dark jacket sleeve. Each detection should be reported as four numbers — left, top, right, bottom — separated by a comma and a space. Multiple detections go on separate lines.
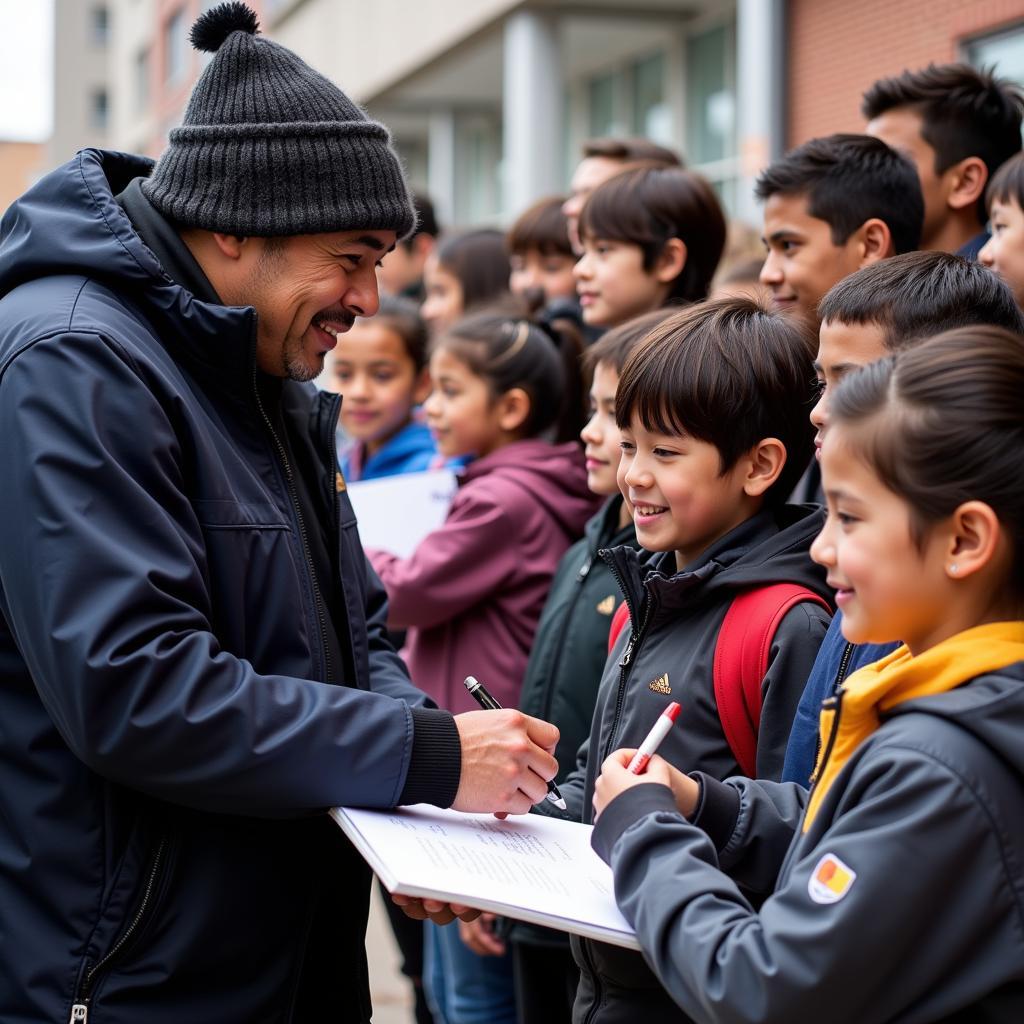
593, 745, 1024, 1024
0, 333, 457, 817
755, 601, 831, 780
781, 614, 849, 784
691, 774, 809, 895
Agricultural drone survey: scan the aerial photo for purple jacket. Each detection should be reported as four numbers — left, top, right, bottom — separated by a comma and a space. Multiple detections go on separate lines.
369, 439, 600, 714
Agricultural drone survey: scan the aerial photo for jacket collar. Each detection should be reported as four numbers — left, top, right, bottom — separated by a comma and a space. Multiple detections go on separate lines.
116, 177, 220, 305
601, 504, 829, 623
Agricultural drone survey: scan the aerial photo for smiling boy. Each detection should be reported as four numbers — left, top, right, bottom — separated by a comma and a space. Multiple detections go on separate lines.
782, 251, 1024, 785
757, 133, 923, 333
547, 296, 833, 1024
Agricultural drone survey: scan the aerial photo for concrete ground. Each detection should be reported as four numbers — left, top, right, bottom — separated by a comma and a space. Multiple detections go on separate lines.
366, 883, 419, 1024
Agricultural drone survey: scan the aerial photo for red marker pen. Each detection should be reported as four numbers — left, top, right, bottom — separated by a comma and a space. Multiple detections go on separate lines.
627, 701, 681, 774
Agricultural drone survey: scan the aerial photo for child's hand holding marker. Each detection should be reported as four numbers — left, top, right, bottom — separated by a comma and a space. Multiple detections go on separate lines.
593, 702, 693, 819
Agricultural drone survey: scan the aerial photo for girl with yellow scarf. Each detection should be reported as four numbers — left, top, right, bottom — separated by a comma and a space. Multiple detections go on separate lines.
590, 325, 1024, 1023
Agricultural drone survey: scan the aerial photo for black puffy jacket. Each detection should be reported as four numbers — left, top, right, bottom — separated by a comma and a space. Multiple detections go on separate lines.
0, 150, 459, 1023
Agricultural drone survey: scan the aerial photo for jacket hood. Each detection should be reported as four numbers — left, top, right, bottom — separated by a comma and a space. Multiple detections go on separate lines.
0, 150, 251, 370
2, 149, 165, 297
604, 503, 831, 623
460, 438, 599, 537
888, 660, 1024, 778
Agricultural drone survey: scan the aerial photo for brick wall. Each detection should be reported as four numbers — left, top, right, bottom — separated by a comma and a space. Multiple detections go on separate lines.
788, 0, 1024, 146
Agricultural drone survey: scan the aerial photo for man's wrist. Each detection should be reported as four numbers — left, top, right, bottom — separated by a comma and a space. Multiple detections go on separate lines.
397, 707, 461, 807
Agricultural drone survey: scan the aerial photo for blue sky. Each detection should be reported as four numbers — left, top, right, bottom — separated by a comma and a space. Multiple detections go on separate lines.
0, 0, 54, 141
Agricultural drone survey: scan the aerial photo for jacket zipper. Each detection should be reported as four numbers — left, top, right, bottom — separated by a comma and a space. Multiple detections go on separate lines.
251, 364, 334, 684
578, 930, 605, 1024
538, 552, 594, 723
69, 836, 167, 1023
811, 641, 855, 775
602, 560, 657, 761
808, 687, 845, 789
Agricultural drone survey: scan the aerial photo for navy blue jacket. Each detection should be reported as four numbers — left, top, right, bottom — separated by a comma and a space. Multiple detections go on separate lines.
781, 612, 899, 785
0, 150, 460, 1023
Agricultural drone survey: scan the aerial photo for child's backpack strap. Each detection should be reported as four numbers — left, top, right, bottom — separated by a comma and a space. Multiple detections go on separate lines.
714, 584, 831, 778
607, 601, 631, 653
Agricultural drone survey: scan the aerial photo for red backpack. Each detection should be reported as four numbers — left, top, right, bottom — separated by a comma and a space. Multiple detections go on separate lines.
606, 584, 830, 777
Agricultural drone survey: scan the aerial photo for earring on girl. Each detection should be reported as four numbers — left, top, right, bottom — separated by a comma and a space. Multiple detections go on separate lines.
949, 563, 959, 575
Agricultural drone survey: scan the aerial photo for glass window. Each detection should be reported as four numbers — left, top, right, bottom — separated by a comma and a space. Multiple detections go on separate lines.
454, 114, 502, 225
92, 6, 109, 47
965, 23, 1024, 88
91, 89, 109, 132
686, 24, 736, 165
588, 70, 625, 138
165, 8, 187, 85
135, 48, 150, 112
632, 52, 671, 142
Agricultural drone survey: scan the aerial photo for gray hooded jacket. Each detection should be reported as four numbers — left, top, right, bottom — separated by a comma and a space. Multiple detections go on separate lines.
592, 664, 1024, 1023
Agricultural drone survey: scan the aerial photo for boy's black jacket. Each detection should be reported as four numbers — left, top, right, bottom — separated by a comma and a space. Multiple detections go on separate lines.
553, 504, 832, 1024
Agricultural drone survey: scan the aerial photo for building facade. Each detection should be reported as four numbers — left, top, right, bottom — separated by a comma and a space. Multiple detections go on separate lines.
788, 0, 1024, 145
268, 0, 780, 228
47, 0, 112, 167
87, 0, 1024, 232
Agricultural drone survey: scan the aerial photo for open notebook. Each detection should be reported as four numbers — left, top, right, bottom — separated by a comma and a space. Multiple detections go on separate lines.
331, 804, 639, 950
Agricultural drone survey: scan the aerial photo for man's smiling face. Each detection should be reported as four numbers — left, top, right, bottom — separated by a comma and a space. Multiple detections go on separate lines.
244, 229, 396, 381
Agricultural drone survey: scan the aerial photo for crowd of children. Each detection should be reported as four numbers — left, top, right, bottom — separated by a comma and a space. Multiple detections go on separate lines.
322, 59, 1024, 1024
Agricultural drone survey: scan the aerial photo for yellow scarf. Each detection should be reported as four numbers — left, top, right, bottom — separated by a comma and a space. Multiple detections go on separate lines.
803, 621, 1024, 832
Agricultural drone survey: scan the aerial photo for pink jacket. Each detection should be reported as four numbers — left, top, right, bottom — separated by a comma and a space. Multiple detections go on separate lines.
368, 439, 600, 714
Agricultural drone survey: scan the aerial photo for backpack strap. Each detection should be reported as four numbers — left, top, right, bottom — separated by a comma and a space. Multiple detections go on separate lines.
714, 584, 831, 778
607, 601, 631, 653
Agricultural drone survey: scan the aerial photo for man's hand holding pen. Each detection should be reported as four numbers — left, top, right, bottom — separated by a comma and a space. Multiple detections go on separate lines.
451, 708, 559, 815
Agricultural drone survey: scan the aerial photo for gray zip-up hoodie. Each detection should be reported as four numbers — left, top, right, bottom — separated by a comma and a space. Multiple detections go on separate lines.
549, 504, 832, 1023
593, 664, 1024, 1023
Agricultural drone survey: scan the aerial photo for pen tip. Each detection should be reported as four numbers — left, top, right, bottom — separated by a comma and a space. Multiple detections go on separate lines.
547, 794, 567, 810
464, 676, 478, 689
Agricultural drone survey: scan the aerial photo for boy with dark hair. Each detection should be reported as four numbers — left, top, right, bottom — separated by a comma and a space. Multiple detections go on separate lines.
506, 195, 577, 312
980, 151, 1024, 307
864, 62, 1024, 258
466, 310, 672, 1024
563, 136, 682, 251
782, 250, 1024, 784
756, 133, 923, 332
548, 297, 833, 1024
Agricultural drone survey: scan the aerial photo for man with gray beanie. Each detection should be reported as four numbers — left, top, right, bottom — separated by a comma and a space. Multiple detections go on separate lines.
0, 4, 558, 1021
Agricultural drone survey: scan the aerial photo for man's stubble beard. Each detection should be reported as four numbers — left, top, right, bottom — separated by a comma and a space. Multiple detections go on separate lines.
282, 336, 323, 383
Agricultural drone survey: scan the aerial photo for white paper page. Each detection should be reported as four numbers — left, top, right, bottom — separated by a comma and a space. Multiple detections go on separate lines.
345, 468, 457, 558
331, 804, 638, 949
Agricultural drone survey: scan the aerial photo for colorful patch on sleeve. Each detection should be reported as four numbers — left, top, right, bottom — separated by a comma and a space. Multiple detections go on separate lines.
808, 853, 857, 904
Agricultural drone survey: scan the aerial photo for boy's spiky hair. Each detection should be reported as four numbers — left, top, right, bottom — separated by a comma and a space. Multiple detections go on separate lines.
863, 63, 1024, 226
755, 133, 923, 255
817, 251, 1024, 352
616, 297, 817, 508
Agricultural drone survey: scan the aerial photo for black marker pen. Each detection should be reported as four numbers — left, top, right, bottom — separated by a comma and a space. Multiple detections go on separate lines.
463, 675, 568, 811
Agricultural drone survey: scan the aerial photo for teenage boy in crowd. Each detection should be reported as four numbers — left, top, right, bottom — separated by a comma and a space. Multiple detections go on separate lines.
757, 133, 923, 335
544, 298, 833, 1023
864, 63, 1024, 258
562, 136, 682, 251
782, 251, 1024, 784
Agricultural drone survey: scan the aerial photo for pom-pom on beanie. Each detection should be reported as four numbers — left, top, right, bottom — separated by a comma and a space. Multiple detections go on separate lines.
141, 2, 415, 238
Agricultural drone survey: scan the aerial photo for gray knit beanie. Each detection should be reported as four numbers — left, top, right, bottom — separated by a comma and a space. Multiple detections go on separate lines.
141, 2, 415, 238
